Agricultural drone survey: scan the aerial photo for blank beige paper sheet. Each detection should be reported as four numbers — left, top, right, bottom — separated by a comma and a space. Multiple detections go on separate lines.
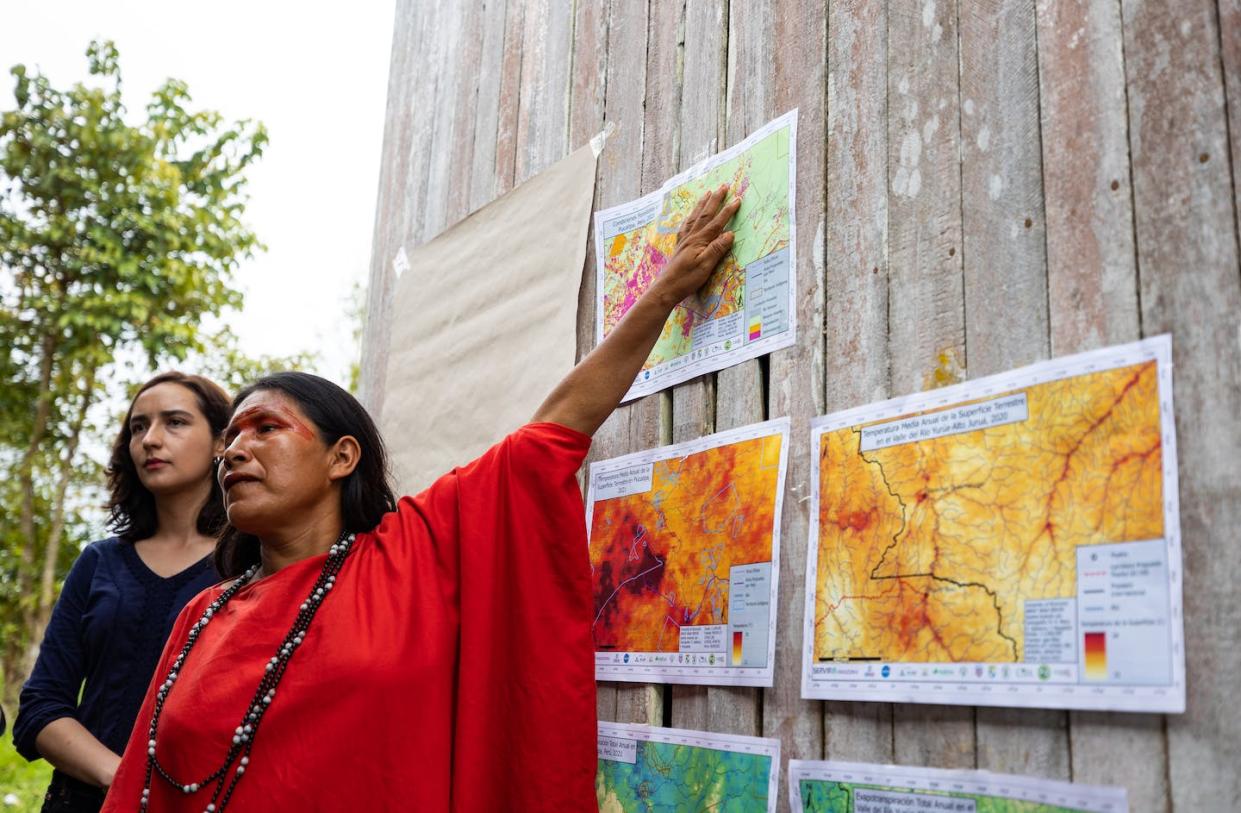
379, 145, 598, 496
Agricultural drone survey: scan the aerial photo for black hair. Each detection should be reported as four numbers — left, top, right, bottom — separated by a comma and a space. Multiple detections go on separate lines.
214, 372, 397, 577
107, 371, 231, 541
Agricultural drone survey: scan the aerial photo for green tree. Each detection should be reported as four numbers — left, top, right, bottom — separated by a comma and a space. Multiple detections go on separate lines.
0, 39, 267, 695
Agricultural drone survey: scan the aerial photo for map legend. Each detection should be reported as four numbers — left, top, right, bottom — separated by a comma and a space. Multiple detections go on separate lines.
1075, 538, 1173, 687
733, 631, 744, 665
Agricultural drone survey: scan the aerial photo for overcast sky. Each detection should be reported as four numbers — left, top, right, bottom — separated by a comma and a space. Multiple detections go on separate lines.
0, 0, 395, 386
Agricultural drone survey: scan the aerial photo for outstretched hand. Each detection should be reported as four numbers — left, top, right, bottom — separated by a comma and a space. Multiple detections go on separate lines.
531, 185, 742, 438
650, 184, 741, 307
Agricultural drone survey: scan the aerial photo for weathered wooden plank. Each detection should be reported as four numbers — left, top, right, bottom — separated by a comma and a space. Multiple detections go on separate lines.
1035, 0, 1169, 804
408, 0, 446, 235
706, 0, 774, 753
893, 705, 975, 768
766, 0, 830, 789
360, 0, 435, 414
1219, 0, 1241, 246
822, 0, 893, 765
515, 0, 572, 183
568, 0, 613, 725
569, 0, 608, 155
617, 0, 685, 730
493, 0, 525, 196
668, 0, 726, 735
423, 3, 466, 239
882, 0, 977, 773
569, 0, 608, 370
1122, 0, 1241, 809
1072, 712, 1168, 813
594, 0, 664, 728
887, 0, 965, 392
719, 0, 771, 428
569, 0, 608, 360
1037, 0, 1139, 356
959, 0, 1066, 782
959, 0, 1049, 375
444, 3, 485, 226
467, 0, 510, 214
639, 0, 681, 195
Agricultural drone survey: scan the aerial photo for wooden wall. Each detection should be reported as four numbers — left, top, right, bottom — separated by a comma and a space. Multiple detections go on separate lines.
359, 1, 1241, 809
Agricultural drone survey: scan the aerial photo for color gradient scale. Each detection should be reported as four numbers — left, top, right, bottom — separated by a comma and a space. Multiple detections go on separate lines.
732, 630, 744, 665
1083, 631, 1108, 680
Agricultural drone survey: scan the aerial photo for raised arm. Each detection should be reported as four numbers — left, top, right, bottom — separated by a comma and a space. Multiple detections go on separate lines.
533, 185, 741, 436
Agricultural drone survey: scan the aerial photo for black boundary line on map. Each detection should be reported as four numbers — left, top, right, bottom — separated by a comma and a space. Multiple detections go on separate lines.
850, 427, 1021, 661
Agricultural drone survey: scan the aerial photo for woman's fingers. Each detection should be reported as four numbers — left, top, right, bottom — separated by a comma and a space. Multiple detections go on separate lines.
685, 185, 729, 236
706, 195, 741, 234
701, 231, 735, 270
682, 194, 709, 235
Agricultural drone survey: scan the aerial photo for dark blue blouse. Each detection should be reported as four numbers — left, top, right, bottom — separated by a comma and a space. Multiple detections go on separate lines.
13, 537, 220, 762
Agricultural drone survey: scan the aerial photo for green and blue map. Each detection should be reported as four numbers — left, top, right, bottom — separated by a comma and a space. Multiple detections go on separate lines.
597, 724, 777, 812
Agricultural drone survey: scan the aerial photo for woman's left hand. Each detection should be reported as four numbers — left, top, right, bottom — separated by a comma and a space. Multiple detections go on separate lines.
648, 184, 741, 307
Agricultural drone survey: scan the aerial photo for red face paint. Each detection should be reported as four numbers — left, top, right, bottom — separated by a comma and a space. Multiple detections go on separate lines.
225, 404, 317, 446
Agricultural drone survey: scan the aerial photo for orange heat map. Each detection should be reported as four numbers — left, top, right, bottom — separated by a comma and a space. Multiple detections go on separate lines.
814, 361, 1164, 664
590, 434, 783, 653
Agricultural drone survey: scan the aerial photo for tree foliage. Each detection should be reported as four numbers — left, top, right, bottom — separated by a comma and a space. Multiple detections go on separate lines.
0, 40, 270, 702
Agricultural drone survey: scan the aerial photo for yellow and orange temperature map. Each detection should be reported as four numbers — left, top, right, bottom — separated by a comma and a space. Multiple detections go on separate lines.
813, 361, 1163, 664
590, 434, 782, 656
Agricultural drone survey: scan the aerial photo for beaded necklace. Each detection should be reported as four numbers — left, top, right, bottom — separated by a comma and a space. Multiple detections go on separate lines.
138, 531, 356, 812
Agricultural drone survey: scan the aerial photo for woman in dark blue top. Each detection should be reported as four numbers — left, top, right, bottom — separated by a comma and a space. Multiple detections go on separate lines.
14, 372, 231, 812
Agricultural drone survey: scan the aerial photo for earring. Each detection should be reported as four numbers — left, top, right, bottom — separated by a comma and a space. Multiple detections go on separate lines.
213, 456, 223, 467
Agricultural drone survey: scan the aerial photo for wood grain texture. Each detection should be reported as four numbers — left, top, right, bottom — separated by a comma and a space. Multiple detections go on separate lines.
958, 0, 1067, 782
766, 0, 830, 790
1071, 711, 1169, 813
1034, 0, 1167, 804
719, 0, 772, 430
359, 0, 436, 414
887, 0, 965, 393
707, 0, 775, 753
1036, 0, 1139, 356
570, 0, 608, 366
423, 3, 466, 240
445, 3, 483, 226
515, 0, 572, 183
668, 0, 727, 735
1122, 0, 1241, 809
883, 0, 977, 774
1219, 0, 1241, 248
822, 0, 894, 764
493, 0, 525, 196
893, 704, 975, 768
467, 0, 511, 214
594, 0, 664, 728
959, 0, 1049, 376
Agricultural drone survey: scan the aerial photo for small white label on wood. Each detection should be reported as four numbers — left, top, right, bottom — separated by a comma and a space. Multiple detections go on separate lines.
391, 246, 409, 280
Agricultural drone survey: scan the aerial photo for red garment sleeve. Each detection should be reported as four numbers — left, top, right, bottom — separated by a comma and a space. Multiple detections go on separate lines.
453, 422, 596, 812
101, 589, 212, 812
388, 421, 597, 811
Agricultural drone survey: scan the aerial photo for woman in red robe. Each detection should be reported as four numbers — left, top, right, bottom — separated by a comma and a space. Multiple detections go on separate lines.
101, 187, 741, 812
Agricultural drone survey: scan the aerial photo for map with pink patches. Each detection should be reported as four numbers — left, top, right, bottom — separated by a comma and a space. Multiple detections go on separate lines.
594, 110, 797, 401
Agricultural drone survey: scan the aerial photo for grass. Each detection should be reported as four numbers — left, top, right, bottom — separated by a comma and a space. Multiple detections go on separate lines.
0, 742, 51, 812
